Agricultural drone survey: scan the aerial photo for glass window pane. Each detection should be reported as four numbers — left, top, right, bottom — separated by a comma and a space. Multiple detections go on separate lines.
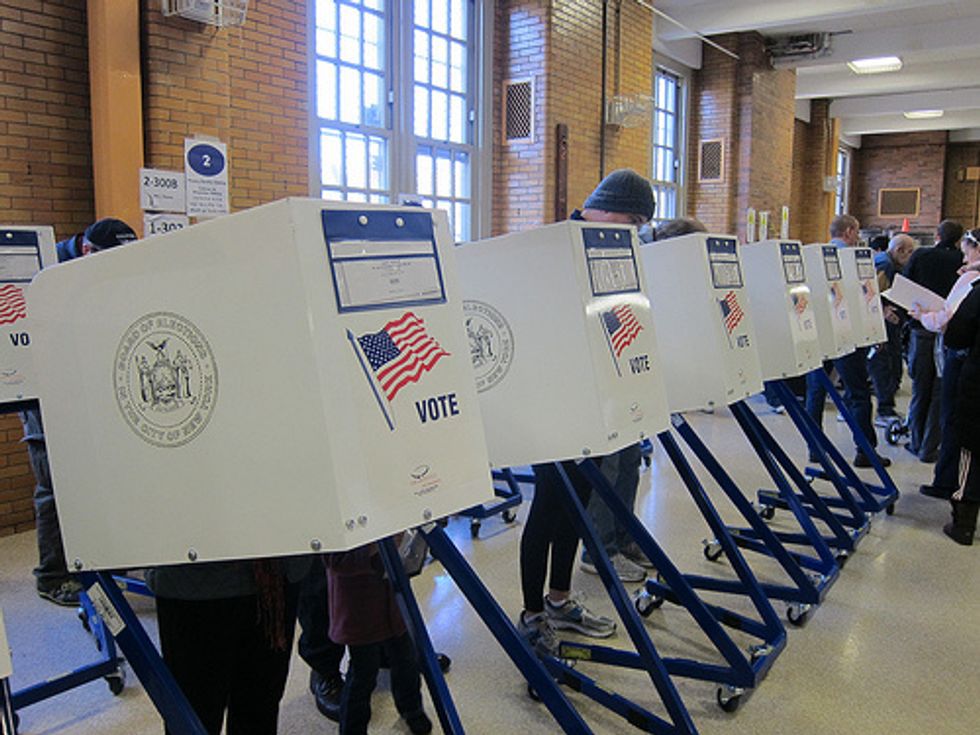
414, 84, 429, 137
450, 41, 466, 92
416, 147, 434, 195
363, 0, 383, 11
431, 36, 448, 88
370, 193, 390, 204
414, 30, 430, 83
450, 0, 466, 39
431, 0, 448, 34
316, 27, 336, 58
320, 129, 343, 186
316, 61, 337, 120
316, 0, 337, 30
363, 11, 384, 71
449, 94, 465, 143
348, 191, 368, 202
322, 188, 344, 201
454, 152, 470, 198
339, 5, 361, 64
363, 72, 385, 127
431, 90, 448, 140
435, 150, 452, 197
369, 137, 387, 189
415, 0, 430, 28
340, 67, 362, 124
346, 134, 367, 189
454, 201, 470, 242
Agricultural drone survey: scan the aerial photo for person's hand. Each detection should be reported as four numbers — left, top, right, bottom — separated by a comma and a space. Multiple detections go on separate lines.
909, 302, 923, 321
958, 261, 980, 275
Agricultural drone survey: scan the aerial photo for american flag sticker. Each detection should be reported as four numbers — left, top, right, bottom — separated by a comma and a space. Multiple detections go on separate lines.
719, 291, 744, 334
354, 311, 449, 401
602, 304, 643, 358
0, 284, 27, 326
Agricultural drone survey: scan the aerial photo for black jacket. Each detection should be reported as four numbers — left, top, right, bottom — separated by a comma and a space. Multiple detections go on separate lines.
945, 282, 980, 452
903, 240, 963, 329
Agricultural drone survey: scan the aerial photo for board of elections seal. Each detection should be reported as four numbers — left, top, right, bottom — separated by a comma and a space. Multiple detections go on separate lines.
463, 300, 514, 393
113, 312, 218, 448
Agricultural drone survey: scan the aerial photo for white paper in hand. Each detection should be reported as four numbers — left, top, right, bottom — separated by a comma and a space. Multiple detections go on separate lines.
881, 274, 945, 313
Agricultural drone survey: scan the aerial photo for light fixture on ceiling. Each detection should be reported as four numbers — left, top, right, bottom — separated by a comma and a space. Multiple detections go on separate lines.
903, 110, 944, 119
846, 56, 903, 74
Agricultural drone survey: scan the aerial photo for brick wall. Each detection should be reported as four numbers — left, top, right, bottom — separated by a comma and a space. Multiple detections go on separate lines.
0, 0, 93, 536
492, 0, 653, 233
790, 99, 837, 244
943, 142, 980, 229
851, 131, 947, 231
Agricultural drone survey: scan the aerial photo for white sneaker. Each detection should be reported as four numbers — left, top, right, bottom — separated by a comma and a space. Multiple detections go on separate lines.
544, 594, 616, 638
580, 553, 646, 583
517, 611, 560, 657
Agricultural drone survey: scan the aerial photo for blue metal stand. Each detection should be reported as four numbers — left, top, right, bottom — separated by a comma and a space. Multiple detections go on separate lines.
1, 676, 15, 735
10, 585, 127, 723
458, 468, 524, 538
668, 414, 837, 618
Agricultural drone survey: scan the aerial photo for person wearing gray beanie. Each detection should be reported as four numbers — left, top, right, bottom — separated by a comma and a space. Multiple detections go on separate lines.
581, 168, 656, 224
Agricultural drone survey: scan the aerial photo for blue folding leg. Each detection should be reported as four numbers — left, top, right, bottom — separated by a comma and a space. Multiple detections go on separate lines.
1, 676, 14, 735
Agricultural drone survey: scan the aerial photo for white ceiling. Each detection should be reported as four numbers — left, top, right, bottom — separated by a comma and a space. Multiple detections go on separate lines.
653, 0, 980, 143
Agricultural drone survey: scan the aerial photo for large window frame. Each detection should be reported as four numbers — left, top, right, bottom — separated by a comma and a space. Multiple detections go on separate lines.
650, 60, 689, 225
835, 146, 851, 216
309, 1, 493, 241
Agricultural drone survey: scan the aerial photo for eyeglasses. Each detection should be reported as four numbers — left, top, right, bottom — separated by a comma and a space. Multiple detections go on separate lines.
964, 231, 980, 247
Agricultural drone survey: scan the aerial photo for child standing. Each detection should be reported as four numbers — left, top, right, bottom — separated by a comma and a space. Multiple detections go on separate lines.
325, 542, 432, 735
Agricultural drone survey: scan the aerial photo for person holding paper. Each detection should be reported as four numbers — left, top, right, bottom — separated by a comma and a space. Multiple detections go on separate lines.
913, 228, 980, 500
901, 219, 965, 463
869, 234, 915, 426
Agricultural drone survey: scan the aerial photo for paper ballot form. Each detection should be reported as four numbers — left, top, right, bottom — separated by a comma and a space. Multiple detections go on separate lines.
839, 247, 886, 347
455, 221, 670, 468
0, 227, 57, 404
881, 274, 946, 313
802, 244, 855, 360
638, 233, 763, 412
741, 240, 822, 379
27, 199, 493, 569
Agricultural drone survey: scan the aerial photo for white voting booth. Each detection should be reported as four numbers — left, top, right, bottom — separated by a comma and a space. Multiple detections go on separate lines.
455, 220, 670, 468
28, 199, 493, 570
802, 244, 855, 360
740, 240, 822, 380
0, 226, 57, 404
838, 247, 886, 347
638, 233, 763, 412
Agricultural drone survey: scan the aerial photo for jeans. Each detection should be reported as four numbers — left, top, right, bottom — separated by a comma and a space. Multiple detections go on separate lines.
583, 444, 641, 558
340, 632, 422, 735
867, 320, 903, 415
297, 558, 346, 679
24, 437, 70, 588
907, 329, 942, 460
933, 348, 967, 489
805, 349, 876, 454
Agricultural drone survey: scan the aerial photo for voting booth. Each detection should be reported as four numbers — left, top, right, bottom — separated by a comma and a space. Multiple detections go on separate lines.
0, 226, 57, 404
740, 240, 822, 380
802, 244, 854, 360
28, 199, 493, 569
838, 247, 886, 347
638, 233, 763, 411
455, 220, 670, 468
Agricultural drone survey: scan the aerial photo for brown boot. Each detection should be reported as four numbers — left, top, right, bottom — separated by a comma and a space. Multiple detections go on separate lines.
943, 500, 979, 546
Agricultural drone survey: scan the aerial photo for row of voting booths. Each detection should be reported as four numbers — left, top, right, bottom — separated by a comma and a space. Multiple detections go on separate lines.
3, 199, 897, 735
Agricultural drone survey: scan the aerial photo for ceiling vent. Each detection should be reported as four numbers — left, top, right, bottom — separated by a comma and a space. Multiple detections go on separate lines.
162, 0, 248, 28
766, 33, 832, 61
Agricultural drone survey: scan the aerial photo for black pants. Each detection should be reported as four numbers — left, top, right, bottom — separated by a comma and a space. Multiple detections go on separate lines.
934, 348, 967, 489
520, 461, 594, 613
297, 558, 345, 678
157, 585, 300, 735
340, 632, 422, 735
958, 449, 980, 504
907, 329, 942, 459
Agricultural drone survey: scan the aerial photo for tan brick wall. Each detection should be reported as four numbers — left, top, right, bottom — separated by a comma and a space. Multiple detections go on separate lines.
0, 0, 93, 535
943, 142, 980, 229
790, 99, 838, 244
851, 131, 947, 231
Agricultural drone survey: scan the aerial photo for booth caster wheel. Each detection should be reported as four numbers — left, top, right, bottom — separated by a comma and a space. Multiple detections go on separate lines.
835, 551, 850, 568
759, 504, 776, 521
77, 607, 90, 633
106, 669, 126, 696
786, 603, 811, 627
702, 539, 724, 562
469, 520, 481, 538
716, 685, 744, 713
748, 643, 773, 663
502, 509, 517, 523
885, 419, 905, 446
633, 589, 664, 618
527, 684, 541, 702
886, 501, 896, 516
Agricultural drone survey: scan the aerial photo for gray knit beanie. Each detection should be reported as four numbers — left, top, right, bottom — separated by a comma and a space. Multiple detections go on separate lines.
583, 169, 656, 222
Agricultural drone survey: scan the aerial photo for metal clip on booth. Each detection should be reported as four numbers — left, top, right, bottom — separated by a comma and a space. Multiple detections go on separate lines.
458, 221, 789, 732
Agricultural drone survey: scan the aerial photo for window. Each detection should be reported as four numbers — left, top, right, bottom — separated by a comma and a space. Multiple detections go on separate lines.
835, 147, 851, 216
650, 66, 686, 224
312, 0, 485, 241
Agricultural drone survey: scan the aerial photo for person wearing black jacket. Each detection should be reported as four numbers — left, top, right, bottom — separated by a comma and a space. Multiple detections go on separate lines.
902, 219, 965, 462
939, 276, 980, 544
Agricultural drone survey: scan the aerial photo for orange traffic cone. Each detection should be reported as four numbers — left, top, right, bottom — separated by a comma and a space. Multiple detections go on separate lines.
901, 217, 910, 232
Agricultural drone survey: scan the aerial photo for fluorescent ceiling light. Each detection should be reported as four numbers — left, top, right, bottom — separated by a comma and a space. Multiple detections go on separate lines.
847, 56, 903, 74
903, 110, 944, 119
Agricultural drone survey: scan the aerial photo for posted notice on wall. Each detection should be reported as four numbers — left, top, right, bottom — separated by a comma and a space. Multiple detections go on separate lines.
144, 212, 190, 237
184, 138, 229, 218
140, 168, 186, 213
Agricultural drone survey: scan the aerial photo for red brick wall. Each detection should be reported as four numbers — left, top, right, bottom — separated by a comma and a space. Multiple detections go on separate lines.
0, 0, 93, 536
851, 131, 947, 231
790, 99, 838, 244
943, 142, 980, 229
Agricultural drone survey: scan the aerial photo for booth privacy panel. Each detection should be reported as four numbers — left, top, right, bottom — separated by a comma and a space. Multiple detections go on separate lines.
28, 199, 493, 569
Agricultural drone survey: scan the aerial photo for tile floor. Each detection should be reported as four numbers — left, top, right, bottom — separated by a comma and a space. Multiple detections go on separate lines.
2, 394, 979, 734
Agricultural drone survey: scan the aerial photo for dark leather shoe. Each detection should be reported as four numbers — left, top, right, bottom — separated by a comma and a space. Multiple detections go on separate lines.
920, 484, 953, 499
310, 670, 343, 721
854, 452, 891, 468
